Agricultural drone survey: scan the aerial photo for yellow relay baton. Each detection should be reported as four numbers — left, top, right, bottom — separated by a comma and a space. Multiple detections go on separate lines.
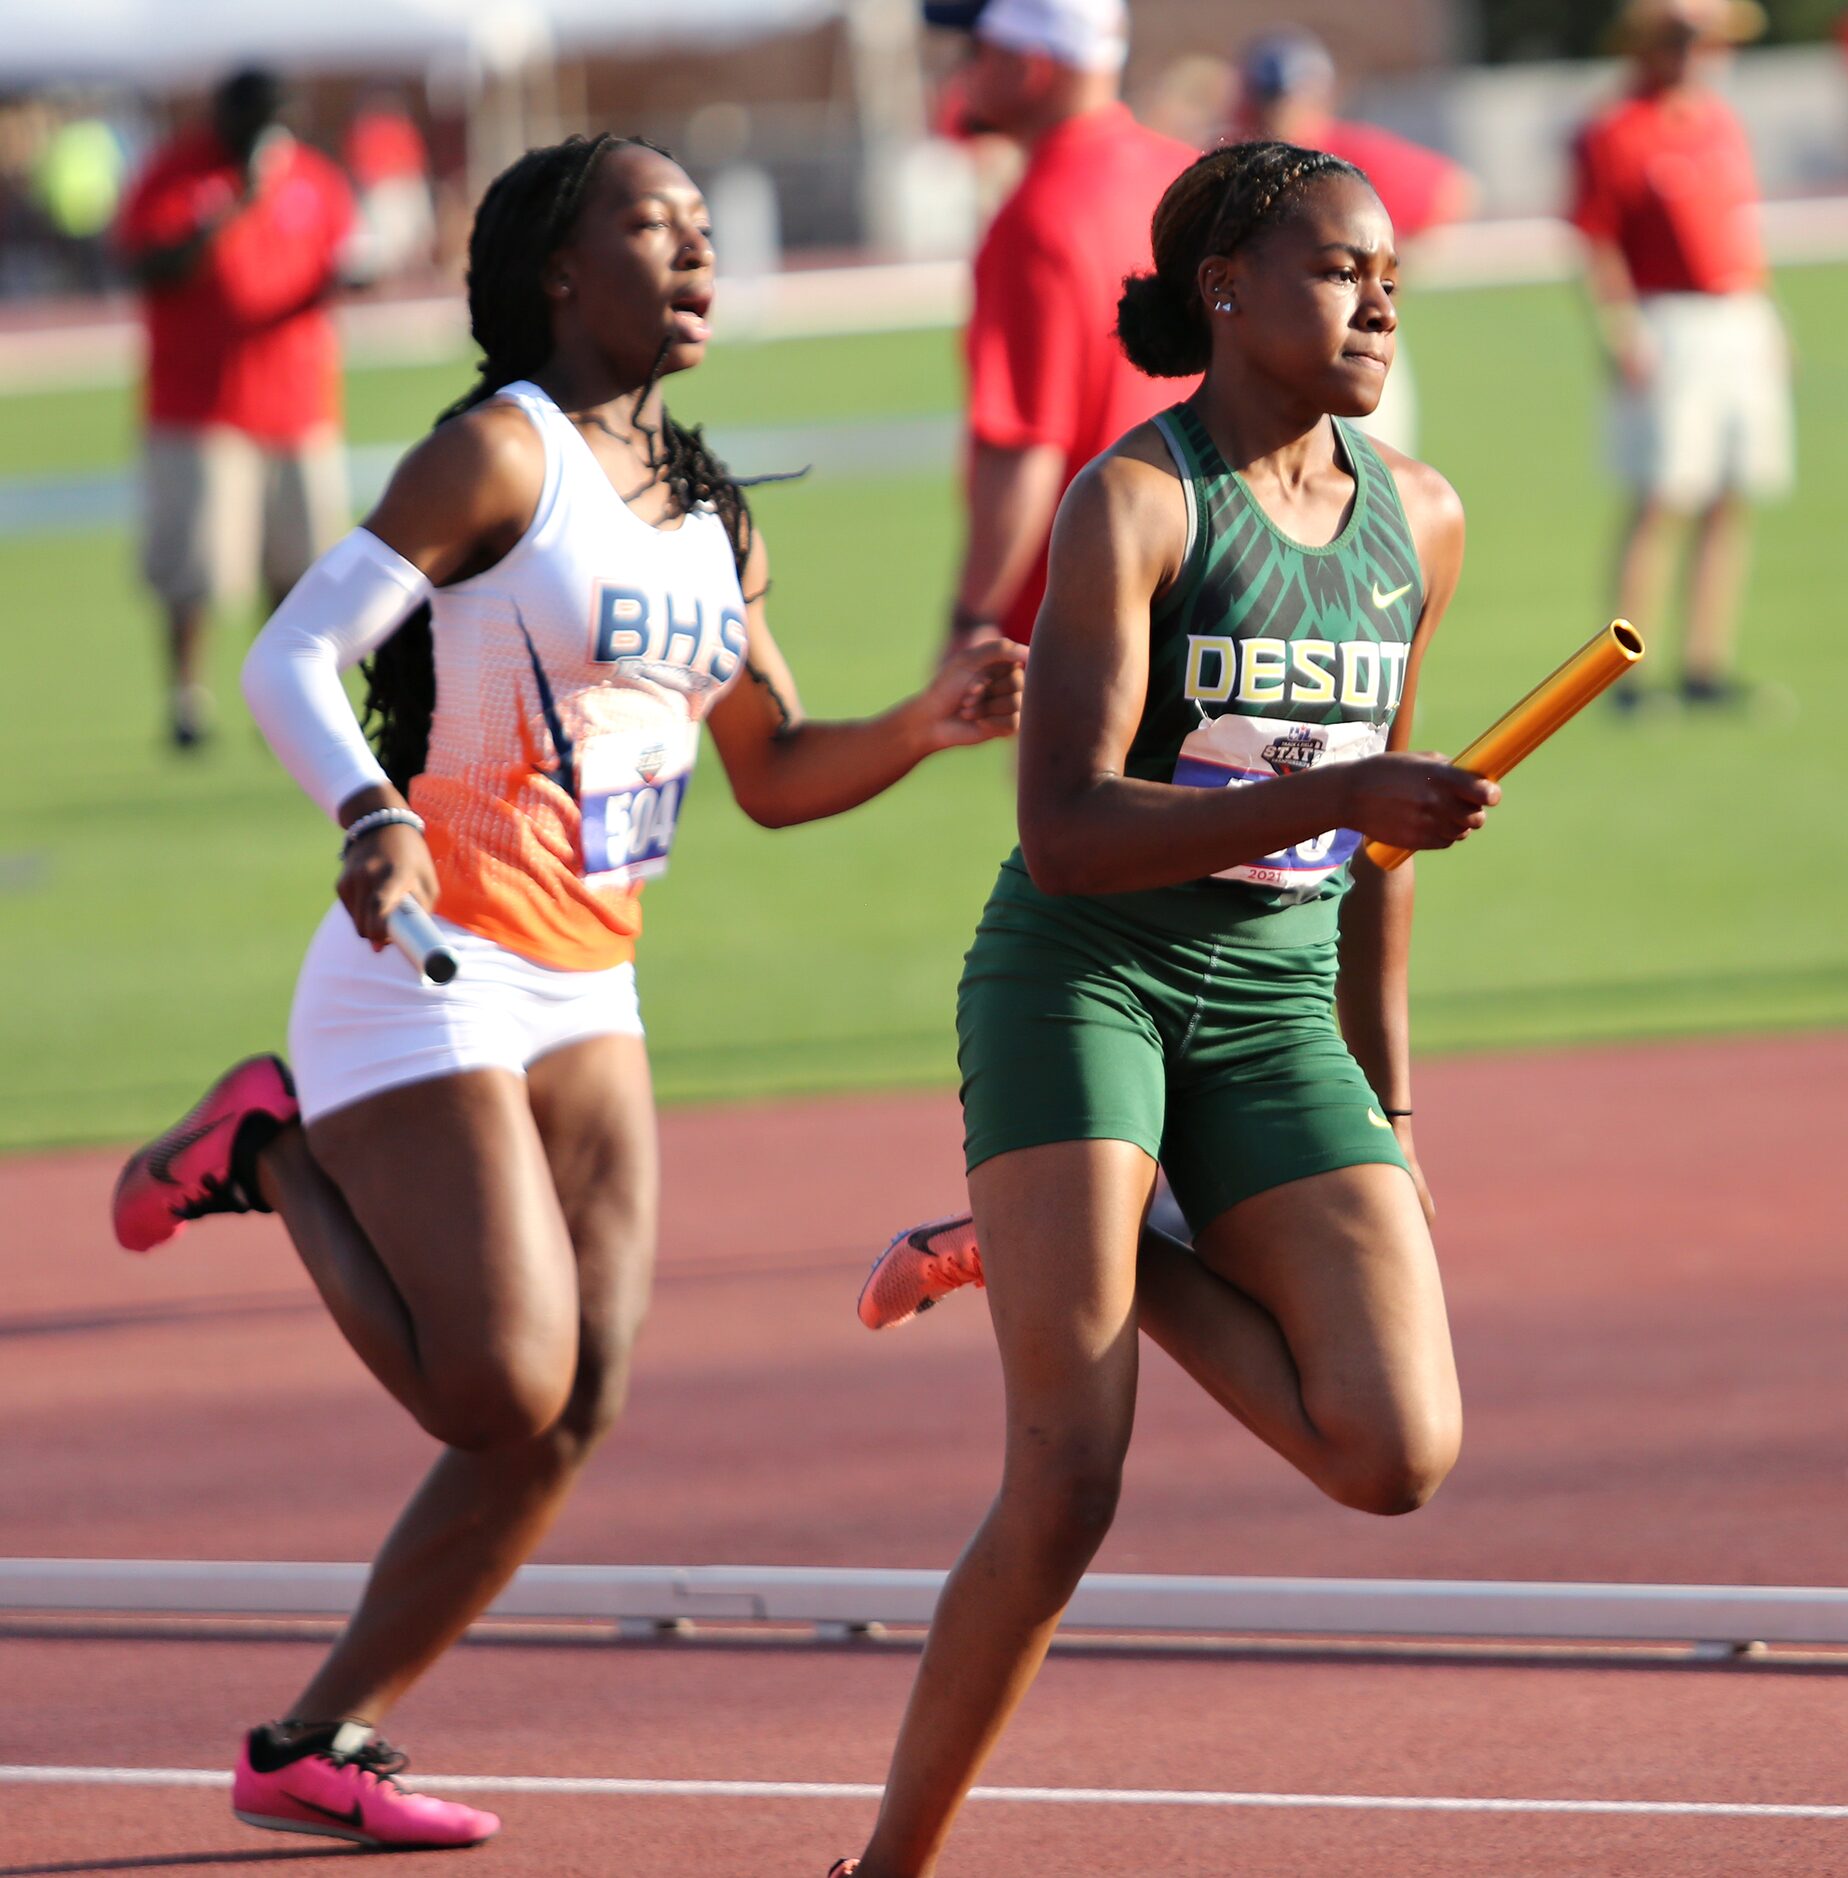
1363, 619, 1646, 874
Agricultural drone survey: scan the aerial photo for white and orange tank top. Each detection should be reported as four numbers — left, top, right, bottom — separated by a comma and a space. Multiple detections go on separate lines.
409, 381, 748, 971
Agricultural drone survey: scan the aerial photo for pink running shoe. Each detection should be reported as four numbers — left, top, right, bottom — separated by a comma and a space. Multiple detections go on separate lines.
857, 1212, 983, 1330
827, 1862, 860, 1876
112, 1055, 297, 1253
232, 1722, 498, 1850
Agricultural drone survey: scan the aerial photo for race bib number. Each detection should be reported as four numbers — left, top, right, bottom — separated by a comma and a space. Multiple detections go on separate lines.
1172, 713, 1384, 893
575, 715, 699, 889
582, 774, 687, 884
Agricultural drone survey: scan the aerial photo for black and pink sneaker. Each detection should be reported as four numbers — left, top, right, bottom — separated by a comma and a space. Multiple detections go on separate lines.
111, 1055, 297, 1252
233, 1721, 498, 1850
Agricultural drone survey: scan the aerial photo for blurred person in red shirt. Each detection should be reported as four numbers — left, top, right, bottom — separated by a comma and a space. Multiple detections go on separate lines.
1229, 28, 1477, 455
116, 69, 354, 748
923, 0, 1196, 652
1570, 0, 1789, 709
343, 90, 435, 286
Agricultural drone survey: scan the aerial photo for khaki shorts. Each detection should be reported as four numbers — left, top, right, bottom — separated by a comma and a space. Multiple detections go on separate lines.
1609, 292, 1793, 509
141, 425, 350, 609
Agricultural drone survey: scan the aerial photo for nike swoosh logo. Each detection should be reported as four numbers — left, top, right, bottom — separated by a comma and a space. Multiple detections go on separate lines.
145, 1112, 233, 1185
1371, 581, 1413, 609
1367, 1108, 1394, 1130
283, 1791, 364, 1829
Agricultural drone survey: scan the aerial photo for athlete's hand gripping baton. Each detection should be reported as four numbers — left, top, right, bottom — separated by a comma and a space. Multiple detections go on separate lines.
386, 897, 460, 985
1363, 619, 1646, 873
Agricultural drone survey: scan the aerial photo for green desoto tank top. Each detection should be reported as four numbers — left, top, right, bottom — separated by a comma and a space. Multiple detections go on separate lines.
1119, 400, 1424, 942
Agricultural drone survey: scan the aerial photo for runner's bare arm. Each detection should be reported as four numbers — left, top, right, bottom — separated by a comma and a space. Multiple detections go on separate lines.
1376, 456, 1466, 764
1019, 438, 1491, 897
1337, 454, 1468, 1217
707, 529, 1026, 828
361, 403, 545, 589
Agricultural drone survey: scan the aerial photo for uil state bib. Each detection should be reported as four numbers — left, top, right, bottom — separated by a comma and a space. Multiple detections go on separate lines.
1171, 713, 1385, 892
1121, 402, 1423, 936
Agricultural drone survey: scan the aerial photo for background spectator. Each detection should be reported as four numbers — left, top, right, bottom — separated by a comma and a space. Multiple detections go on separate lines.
1229, 27, 1477, 454
342, 89, 435, 286
1569, 0, 1791, 708
33, 106, 127, 296
923, 0, 1196, 657
115, 68, 354, 748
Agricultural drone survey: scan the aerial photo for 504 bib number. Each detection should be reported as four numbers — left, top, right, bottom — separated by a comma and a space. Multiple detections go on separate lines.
582, 775, 686, 883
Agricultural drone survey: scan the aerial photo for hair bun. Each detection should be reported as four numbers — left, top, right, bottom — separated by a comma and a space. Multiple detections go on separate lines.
1116, 269, 1209, 379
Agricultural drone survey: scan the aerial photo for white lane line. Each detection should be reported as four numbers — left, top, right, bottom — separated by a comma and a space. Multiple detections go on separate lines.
2, 1767, 1845, 1820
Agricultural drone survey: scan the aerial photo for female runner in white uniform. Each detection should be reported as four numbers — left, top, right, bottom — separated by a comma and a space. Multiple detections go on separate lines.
112, 133, 1024, 1851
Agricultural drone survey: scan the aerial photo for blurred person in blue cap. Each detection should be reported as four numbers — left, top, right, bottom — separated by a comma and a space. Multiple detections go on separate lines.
1230, 27, 1476, 454
116, 68, 354, 750
923, 0, 1196, 656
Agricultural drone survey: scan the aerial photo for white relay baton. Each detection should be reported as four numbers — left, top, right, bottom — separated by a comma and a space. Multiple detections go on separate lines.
385, 898, 460, 985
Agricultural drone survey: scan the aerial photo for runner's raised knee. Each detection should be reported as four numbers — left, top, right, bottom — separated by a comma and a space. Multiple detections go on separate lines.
420, 1354, 574, 1452
1319, 1411, 1460, 1517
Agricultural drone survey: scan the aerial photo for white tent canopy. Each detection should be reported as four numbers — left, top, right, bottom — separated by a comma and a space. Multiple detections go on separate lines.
0, 0, 848, 85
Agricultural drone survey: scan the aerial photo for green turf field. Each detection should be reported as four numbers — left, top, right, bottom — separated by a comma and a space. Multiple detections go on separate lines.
3, 274, 1845, 1150
0, 325, 966, 479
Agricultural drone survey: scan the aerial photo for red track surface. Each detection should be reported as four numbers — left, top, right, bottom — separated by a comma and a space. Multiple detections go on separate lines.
3, 1032, 1845, 1874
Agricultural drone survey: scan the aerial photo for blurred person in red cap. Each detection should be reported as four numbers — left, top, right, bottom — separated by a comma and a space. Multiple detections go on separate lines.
1229, 27, 1477, 454
343, 90, 435, 285
1569, 0, 1789, 709
116, 68, 354, 749
923, 0, 1196, 655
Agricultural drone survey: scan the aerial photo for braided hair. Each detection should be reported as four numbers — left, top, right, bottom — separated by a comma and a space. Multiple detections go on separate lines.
363, 134, 756, 792
1116, 140, 1369, 379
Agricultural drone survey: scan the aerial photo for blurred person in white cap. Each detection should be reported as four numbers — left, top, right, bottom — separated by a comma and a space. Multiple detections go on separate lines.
1569, 0, 1790, 709
1229, 26, 1477, 454
923, 0, 1196, 657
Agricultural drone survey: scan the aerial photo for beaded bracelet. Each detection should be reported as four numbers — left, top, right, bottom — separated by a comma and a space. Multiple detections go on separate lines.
341, 807, 426, 857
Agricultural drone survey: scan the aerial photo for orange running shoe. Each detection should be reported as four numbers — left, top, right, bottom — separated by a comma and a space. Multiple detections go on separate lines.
857, 1213, 983, 1330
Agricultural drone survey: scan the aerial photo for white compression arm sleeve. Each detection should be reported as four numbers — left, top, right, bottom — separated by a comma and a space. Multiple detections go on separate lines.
241, 527, 435, 822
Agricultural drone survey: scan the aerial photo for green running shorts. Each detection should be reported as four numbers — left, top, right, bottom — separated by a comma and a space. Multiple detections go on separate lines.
956, 857, 1409, 1233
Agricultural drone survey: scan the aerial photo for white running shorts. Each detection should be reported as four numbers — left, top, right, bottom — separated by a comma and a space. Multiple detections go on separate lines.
289, 902, 644, 1124
1609, 291, 1793, 509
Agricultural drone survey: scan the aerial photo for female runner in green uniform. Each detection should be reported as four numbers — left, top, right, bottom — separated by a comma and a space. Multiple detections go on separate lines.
831, 141, 1500, 1878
